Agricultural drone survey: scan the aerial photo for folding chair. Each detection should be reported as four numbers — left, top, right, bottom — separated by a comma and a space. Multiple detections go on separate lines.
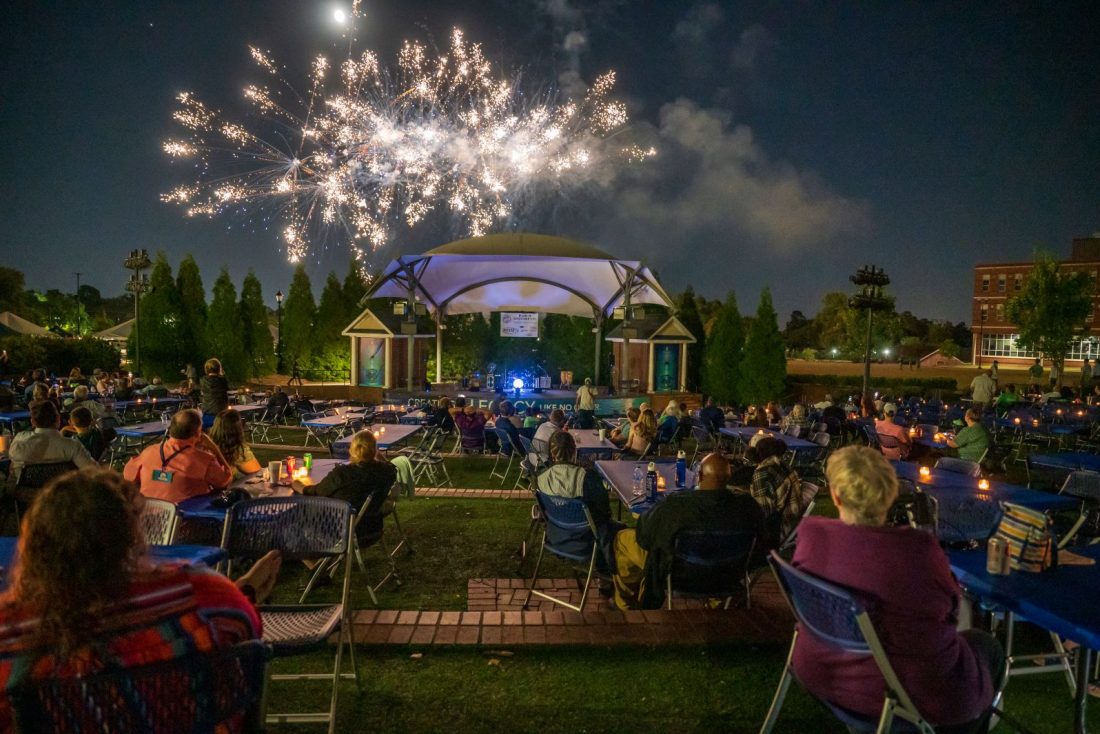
1058, 470, 1100, 547
522, 491, 598, 613
665, 528, 756, 609
489, 427, 517, 485
514, 434, 542, 491
934, 456, 982, 478
776, 481, 821, 554
221, 496, 361, 734
11, 640, 270, 734
251, 404, 286, 444
760, 553, 937, 734
410, 429, 454, 489
139, 497, 178, 545
4, 461, 78, 530
690, 425, 716, 464
783, 424, 801, 438
875, 433, 902, 457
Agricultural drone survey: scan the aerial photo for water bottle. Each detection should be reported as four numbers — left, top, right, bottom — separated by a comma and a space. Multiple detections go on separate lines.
675, 450, 687, 488
632, 464, 643, 496
646, 462, 658, 502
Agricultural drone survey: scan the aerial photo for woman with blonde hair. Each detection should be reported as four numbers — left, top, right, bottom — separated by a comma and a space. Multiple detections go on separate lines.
626, 408, 658, 455
209, 407, 263, 478
789, 446, 1003, 732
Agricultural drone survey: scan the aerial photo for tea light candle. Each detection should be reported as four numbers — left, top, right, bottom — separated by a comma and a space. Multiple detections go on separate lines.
919, 466, 931, 479
1013, 417, 1021, 425
978, 478, 990, 490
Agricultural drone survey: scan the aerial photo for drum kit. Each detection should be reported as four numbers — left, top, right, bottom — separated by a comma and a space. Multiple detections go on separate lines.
476, 362, 550, 392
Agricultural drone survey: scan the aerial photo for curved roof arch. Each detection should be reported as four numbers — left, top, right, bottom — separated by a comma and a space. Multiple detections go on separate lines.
363, 233, 673, 319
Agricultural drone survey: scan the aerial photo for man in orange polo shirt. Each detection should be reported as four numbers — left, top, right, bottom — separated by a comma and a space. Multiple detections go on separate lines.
874, 402, 911, 461
124, 409, 234, 503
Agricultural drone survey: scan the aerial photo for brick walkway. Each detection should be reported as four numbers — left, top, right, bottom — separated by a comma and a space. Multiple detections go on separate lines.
350, 574, 792, 647
414, 488, 530, 499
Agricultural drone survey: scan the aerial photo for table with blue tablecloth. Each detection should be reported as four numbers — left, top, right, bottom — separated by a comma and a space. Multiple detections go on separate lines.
950, 544, 1100, 733
331, 424, 422, 460
719, 426, 819, 452
0, 411, 31, 434
1028, 452, 1100, 474
596, 459, 697, 515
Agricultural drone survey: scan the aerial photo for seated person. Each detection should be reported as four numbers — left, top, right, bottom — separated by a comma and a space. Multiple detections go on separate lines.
142, 376, 170, 397
743, 405, 769, 428
535, 431, 622, 571
764, 401, 785, 424
624, 409, 656, 456
748, 436, 803, 550
123, 409, 234, 503
113, 376, 134, 401
209, 408, 263, 479
66, 384, 107, 421
22, 369, 47, 403
874, 402, 911, 460
266, 386, 290, 413
612, 453, 763, 610
994, 383, 1018, 414
532, 408, 566, 461
453, 401, 489, 451
66, 367, 88, 387
200, 358, 230, 417
494, 401, 522, 455
429, 397, 455, 434
698, 398, 725, 434
791, 446, 1003, 732
0, 468, 278, 732
62, 406, 107, 462
292, 430, 396, 543
8, 400, 96, 483
610, 407, 640, 447
522, 406, 540, 430
780, 403, 811, 432
659, 399, 682, 422
947, 407, 991, 464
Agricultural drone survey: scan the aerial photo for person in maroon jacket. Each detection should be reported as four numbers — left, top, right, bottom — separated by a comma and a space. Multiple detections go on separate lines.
791, 446, 1003, 733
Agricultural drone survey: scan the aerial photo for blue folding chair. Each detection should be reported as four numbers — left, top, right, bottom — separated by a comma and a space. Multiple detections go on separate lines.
221, 495, 360, 734
522, 491, 598, 613
489, 427, 516, 485
11, 640, 269, 734
1059, 470, 1100, 548
934, 456, 982, 478
665, 528, 756, 609
760, 553, 936, 734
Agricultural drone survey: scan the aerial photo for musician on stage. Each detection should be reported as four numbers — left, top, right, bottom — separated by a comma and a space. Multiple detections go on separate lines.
575, 378, 597, 429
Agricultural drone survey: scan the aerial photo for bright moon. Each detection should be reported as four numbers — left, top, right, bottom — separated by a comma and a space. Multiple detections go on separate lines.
333, 8, 347, 23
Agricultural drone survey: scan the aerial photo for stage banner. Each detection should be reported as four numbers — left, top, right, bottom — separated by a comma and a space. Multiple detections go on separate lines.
500, 312, 539, 338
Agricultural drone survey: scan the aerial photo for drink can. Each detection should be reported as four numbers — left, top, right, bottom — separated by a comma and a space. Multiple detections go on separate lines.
987, 537, 1009, 575
304, 453, 313, 471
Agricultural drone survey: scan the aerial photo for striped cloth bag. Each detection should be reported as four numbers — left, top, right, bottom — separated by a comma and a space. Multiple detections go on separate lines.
992, 502, 1057, 573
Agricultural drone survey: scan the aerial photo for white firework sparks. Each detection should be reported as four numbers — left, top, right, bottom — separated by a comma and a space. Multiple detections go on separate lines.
162, 26, 644, 277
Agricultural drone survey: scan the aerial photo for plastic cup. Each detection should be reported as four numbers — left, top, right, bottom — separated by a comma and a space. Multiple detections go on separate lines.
598, 428, 607, 442
268, 461, 283, 486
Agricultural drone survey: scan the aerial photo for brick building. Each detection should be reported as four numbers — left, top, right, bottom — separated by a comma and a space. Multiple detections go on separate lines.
972, 237, 1100, 366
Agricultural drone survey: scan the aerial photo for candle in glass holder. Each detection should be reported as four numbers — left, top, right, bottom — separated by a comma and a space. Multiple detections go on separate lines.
978, 478, 990, 490
1013, 417, 1021, 425
919, 466, 931, 479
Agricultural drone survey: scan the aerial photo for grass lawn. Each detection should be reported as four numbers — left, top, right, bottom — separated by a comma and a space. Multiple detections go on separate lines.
246, 442, 1096, 733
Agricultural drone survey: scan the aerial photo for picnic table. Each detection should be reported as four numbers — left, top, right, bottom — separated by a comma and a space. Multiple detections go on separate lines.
950, 544, 1100, 733
595, 459, 697, 515
331, 423, 422, 459
719, 426, 818, 452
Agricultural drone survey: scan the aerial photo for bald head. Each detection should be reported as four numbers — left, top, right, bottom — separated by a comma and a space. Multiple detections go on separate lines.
697, 453, 730, 490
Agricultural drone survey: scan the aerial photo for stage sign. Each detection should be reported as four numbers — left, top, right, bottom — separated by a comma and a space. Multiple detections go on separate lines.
500, 312, 539, 338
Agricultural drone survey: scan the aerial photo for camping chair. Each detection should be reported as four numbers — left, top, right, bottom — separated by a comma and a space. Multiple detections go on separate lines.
490, 427, 517, 484
522, 491, 598, 613
690, 425, 717, 464
139, 498, 178, 545
11, 640, 270, 734
1057, 470, 1100, 548
760, 554, 937, 734
665, 528, 756, 610
220, 495, 361, 734
934, 456, 982, 478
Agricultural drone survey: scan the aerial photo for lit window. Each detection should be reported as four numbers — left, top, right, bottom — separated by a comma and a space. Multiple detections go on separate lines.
1014, 274, 1023, 290
981, 274, 990, 292
998, 275, 1006, 292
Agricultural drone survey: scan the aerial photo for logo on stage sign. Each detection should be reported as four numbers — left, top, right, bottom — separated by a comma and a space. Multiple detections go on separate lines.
500, 312, 539, 338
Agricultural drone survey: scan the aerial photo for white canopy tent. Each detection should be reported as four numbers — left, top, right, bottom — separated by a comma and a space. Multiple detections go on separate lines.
0, 312, 52, 337
357, 233, 676, 390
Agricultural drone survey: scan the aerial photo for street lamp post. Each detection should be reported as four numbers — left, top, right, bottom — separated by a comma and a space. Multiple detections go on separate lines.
976, 301, 988, 368
123, 249, 152, 373
848, 265, 892, 400
275, 290, 284, 374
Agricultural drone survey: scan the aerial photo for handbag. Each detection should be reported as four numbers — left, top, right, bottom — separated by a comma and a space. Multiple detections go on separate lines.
992, 502, 1058, 573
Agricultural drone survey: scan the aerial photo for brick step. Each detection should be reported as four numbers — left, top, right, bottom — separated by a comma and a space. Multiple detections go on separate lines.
349, 575, 792, 647
415, 488, 530, 499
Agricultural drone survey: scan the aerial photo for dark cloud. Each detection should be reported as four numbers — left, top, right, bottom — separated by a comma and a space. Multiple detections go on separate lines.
731, 24, 776, 70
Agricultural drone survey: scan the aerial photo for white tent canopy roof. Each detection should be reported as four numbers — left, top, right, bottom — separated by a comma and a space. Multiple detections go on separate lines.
94, 318, 134, 341
363, 233, 673, 318
0, 312, 51, 336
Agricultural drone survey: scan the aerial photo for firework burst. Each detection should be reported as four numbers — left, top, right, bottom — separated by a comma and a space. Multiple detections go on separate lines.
162, 26, 650, 277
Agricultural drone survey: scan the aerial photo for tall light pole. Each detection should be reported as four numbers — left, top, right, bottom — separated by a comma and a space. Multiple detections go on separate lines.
849, 265, 891, 399
275, 290, 284, 374
976, 300, 988, 368
124, 249, 152, 373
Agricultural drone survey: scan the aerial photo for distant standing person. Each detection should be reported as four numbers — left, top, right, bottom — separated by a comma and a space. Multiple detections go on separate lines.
1081, 358, 1093, 391
0, 349, 7, 377
1028, 358, 1043, 389
183, 362, 198, 383
574, 377, 597, 429
288, 356, 303, 387
1049, 361, 1060, 388
969, 369, 995, 409
989, 359, 999, 387
199, 358, 230, 417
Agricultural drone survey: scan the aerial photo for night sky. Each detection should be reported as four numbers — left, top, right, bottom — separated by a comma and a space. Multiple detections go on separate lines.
3, 1, 1098, 323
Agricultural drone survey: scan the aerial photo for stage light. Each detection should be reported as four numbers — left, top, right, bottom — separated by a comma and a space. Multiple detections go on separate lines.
512, 378, 524, 390
333, 7, 347, 24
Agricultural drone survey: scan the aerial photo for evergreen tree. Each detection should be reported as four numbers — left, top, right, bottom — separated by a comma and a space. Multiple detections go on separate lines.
702, 291, 744, 405
738, 288, 786, 404
128, 253, 183, 381
282, 264, 317, 371
205, 269, 246, 381
176, 255, 207, 367
675, 286, 706, 391
315, 272, 351, 376
342, 260, 367, 322
239, 271, 275, 378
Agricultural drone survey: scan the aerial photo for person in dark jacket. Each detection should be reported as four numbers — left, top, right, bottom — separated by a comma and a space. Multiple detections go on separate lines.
199, 358, 230, 417
292, 430, 397, 543
428, 397, 455, 434
698, 398, 725, 434
612, 452, 763, 610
